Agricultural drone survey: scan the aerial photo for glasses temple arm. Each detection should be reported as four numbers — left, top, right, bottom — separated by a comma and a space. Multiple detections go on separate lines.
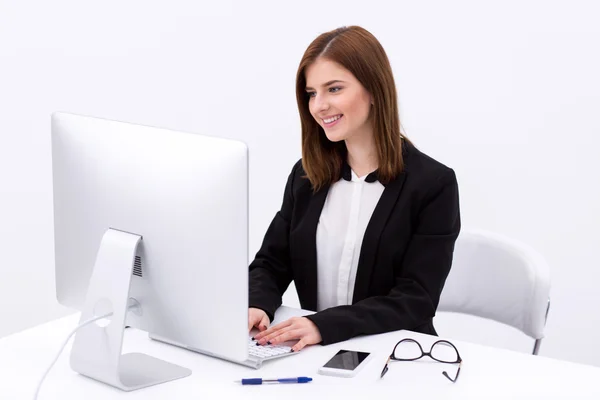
442, 360, 462, 383
380, 355, 392, 379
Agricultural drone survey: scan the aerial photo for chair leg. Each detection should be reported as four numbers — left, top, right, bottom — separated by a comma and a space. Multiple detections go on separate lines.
532, 299, 551, 355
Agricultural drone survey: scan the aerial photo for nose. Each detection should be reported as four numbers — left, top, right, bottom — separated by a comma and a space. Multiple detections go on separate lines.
312, 93, 329, 114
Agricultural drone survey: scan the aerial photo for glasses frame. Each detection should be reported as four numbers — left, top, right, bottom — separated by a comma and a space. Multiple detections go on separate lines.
380, 338, 462, 383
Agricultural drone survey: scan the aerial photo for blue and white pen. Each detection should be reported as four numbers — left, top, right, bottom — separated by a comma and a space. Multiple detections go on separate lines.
237, 377, 312, 385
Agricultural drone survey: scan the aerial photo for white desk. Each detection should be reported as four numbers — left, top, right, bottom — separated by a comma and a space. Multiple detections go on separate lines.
2, 306, 599, 399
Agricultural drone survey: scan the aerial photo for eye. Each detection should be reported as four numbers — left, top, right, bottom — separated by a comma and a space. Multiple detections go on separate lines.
329, 87, 342, 93
305, 91, 316, 98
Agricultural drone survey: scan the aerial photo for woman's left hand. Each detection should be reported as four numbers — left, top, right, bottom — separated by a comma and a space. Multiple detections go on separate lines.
253, 316, 322, 352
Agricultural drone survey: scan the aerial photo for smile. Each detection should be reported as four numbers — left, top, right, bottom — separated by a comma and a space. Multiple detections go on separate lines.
323, 114, 342, 123
322, 114, 343, 127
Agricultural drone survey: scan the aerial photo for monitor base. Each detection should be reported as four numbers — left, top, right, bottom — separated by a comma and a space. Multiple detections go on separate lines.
69, 228, 191, 391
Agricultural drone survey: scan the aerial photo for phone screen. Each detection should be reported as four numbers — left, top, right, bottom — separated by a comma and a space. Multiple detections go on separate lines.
323, 350, 371, 371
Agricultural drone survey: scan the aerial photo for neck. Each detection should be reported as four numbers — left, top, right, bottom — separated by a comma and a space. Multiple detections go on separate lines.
345, 132, 378, 178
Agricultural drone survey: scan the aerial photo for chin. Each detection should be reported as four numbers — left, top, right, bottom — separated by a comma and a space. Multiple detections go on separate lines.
324, 131, 347, 143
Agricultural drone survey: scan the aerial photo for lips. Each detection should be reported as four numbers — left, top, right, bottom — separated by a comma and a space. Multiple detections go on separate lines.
322, 114, 343, 128
322, 114, 343, 124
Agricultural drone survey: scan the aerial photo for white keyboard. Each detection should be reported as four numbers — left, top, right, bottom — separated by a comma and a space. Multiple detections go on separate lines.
248, 337, 293, 360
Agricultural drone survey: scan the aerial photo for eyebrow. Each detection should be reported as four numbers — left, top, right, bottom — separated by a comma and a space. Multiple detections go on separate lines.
305, 80, 346, 91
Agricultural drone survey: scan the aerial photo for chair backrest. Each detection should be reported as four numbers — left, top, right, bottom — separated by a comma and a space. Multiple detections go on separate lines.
438, 229, 551, 339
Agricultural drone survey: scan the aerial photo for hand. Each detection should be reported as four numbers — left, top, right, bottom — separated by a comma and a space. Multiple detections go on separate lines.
253, 316, 322, 352
248, 307, 270, 333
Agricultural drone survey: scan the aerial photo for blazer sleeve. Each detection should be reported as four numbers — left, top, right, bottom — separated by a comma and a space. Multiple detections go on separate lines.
305, 168, 461, 345
248, 161, 299, 321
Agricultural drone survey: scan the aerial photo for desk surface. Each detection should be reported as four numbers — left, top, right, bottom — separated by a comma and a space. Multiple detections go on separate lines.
1, 306, 599, 399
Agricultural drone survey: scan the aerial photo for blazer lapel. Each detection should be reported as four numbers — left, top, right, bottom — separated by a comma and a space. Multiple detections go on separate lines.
352, 173, 406, 303
293, 185, 329, 311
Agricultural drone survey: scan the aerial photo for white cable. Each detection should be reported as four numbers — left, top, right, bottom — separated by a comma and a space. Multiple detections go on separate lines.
33, 311, 114, 400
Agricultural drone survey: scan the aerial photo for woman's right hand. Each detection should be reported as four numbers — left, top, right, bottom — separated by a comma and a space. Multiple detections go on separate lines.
248, 307, 270, 333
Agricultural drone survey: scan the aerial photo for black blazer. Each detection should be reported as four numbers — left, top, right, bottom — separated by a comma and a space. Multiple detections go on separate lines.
248, 141, 461, 345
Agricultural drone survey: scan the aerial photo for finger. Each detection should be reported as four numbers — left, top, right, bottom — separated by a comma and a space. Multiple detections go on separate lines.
254, 319, 292, 340
291, 338, 308, 352
253, 324, 277, 341
258, 314, 270, 331
255, 323, 288, 343
268, 329, 303, 345
258, 326, 296, 345
249, 313, 269, 333
250, 320, 267, 333
248, 313, 260, 332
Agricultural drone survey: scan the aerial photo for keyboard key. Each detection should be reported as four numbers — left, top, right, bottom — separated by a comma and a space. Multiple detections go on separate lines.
248, 337, 291, 359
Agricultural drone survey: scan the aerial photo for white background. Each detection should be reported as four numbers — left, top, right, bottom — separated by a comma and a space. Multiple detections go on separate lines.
1, 0, 599, 367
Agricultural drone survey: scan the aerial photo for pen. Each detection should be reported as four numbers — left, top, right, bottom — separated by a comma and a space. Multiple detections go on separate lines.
238, 377, 312, 385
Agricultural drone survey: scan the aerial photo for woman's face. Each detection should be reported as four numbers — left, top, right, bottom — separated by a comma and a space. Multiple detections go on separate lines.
305, 58, 373, 143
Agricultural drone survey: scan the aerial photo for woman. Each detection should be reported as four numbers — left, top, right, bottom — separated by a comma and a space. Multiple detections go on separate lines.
249, 25, 460, 352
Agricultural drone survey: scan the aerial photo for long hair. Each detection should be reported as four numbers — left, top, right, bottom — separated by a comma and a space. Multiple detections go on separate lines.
296, 26, 412, 192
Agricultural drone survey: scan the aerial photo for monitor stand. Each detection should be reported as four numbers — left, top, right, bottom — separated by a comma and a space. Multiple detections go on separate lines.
69, 228, 191, 391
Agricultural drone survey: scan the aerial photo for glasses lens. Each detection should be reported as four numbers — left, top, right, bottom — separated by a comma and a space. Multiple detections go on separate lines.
393, 340, 422, 360
431, 342, 459, 363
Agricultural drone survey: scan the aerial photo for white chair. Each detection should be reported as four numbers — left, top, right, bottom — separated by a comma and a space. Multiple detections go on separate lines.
438, 229, 551, 355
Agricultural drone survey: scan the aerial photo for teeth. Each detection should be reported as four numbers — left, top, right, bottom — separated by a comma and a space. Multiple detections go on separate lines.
324, 115, 342, 124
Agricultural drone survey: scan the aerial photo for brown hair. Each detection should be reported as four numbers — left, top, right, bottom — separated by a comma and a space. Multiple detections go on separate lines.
295, 26, 411, 192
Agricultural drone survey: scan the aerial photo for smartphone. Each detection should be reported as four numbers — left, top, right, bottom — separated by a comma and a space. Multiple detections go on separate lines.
317, 349, 372, 377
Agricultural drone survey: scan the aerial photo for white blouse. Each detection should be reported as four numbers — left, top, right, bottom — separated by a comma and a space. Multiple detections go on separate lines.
315, 168, 385, 311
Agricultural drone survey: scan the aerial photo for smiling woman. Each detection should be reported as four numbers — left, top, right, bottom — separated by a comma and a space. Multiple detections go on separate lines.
304, 61, 372, 146
249, 25, 461, 353
296, 26, 409, 192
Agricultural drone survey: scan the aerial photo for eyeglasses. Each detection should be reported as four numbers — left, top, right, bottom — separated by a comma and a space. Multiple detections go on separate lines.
380, 338, 462, 383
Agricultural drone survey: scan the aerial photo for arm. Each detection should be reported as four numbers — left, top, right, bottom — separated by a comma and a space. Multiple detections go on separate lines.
248, 161, 299, 321
306, 168, 461, 345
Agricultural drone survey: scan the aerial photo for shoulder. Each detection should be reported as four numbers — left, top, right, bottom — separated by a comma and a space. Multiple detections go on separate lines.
281, 159, 316, 199
403, 141, 457, 188
285, 142, 457, 194
285, 159, 304, 185
289, 158, 310, 190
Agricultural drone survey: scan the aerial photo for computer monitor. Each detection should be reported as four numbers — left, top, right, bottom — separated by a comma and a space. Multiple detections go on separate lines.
51, 112, 249, 391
